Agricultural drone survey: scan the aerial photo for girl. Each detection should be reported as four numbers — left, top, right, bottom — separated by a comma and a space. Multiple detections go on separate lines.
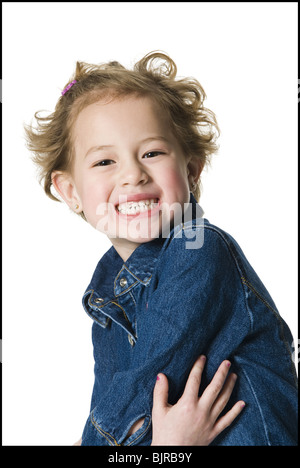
25, 52, 297, 445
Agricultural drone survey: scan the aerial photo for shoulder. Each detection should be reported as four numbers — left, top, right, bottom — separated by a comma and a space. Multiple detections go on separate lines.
149, 219, 246, 302
160, 218, 240, 265
151, 219, 250, 290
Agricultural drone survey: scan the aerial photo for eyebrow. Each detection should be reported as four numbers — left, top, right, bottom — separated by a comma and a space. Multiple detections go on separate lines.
85, 145, 114, 158
85, 136, 169, 158
139, 136, 170, 144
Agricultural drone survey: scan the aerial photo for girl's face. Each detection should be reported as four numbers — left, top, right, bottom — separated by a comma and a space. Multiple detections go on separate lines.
55, 95, 199, 260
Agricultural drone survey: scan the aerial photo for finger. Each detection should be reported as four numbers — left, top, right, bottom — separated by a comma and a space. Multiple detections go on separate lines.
212, 401, 246, 438
181, 355, 206, 403
210, 372, 238, 420
199, 360, 231, 410
152, 373, 170, 416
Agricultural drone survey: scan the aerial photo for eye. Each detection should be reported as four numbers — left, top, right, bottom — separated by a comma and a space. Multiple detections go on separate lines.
143, 151, 164, 159
94, 159, 115, 167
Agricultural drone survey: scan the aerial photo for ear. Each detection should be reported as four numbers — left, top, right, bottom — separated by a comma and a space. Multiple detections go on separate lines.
187, 157, 203, 186
51, 171, 82, 213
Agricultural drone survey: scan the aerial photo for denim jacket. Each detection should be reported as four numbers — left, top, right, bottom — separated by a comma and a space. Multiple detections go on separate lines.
81, 195, 297, 446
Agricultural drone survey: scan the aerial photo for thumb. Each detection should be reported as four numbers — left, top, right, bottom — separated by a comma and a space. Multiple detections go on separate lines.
152, 373, 170, 416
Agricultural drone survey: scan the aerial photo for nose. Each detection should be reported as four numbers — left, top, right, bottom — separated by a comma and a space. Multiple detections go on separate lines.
119, 157, 149, 187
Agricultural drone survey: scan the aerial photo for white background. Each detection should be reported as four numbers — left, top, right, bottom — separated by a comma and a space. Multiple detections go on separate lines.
2, 2, 298, 445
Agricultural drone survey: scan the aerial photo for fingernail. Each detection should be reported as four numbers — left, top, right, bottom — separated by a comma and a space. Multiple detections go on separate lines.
200, 355, 206, 361
241, 402, 246, 408
226, 361, 231, 367
156, 375, 160, 381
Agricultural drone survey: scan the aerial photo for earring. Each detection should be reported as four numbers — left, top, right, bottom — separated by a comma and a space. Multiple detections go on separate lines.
74, 204, 79, 211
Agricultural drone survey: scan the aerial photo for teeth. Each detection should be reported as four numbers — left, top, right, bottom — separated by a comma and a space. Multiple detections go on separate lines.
117, 198, 158, 214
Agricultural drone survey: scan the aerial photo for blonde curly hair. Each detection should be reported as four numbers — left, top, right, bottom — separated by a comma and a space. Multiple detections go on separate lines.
25, 51, 219, 207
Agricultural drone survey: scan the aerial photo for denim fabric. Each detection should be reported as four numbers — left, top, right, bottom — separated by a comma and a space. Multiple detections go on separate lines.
81, 195, 298, 446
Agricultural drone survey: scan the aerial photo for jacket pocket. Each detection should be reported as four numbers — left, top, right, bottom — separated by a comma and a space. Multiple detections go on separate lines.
122, 415, 152, 446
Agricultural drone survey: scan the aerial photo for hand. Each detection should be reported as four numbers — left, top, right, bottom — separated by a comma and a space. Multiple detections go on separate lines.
151, 356, 245, 446
73, 438, 82, 446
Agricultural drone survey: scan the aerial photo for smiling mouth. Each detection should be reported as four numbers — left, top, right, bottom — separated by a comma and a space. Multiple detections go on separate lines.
116, 198, 159, 215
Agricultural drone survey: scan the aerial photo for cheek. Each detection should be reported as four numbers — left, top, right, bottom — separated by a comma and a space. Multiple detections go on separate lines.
161, 167, 189, 198
79, 181, 109, 219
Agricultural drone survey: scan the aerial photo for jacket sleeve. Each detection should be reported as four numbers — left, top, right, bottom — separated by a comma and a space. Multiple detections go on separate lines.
81, 224, 249, 446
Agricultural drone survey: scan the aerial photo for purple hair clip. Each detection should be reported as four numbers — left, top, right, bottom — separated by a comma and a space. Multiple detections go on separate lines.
61, 80, 77, 96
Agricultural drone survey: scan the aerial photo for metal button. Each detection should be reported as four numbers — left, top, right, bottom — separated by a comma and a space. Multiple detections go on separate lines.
128, 334, 135, 346
94, 297, 104, 304
120, 277, 128, 288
